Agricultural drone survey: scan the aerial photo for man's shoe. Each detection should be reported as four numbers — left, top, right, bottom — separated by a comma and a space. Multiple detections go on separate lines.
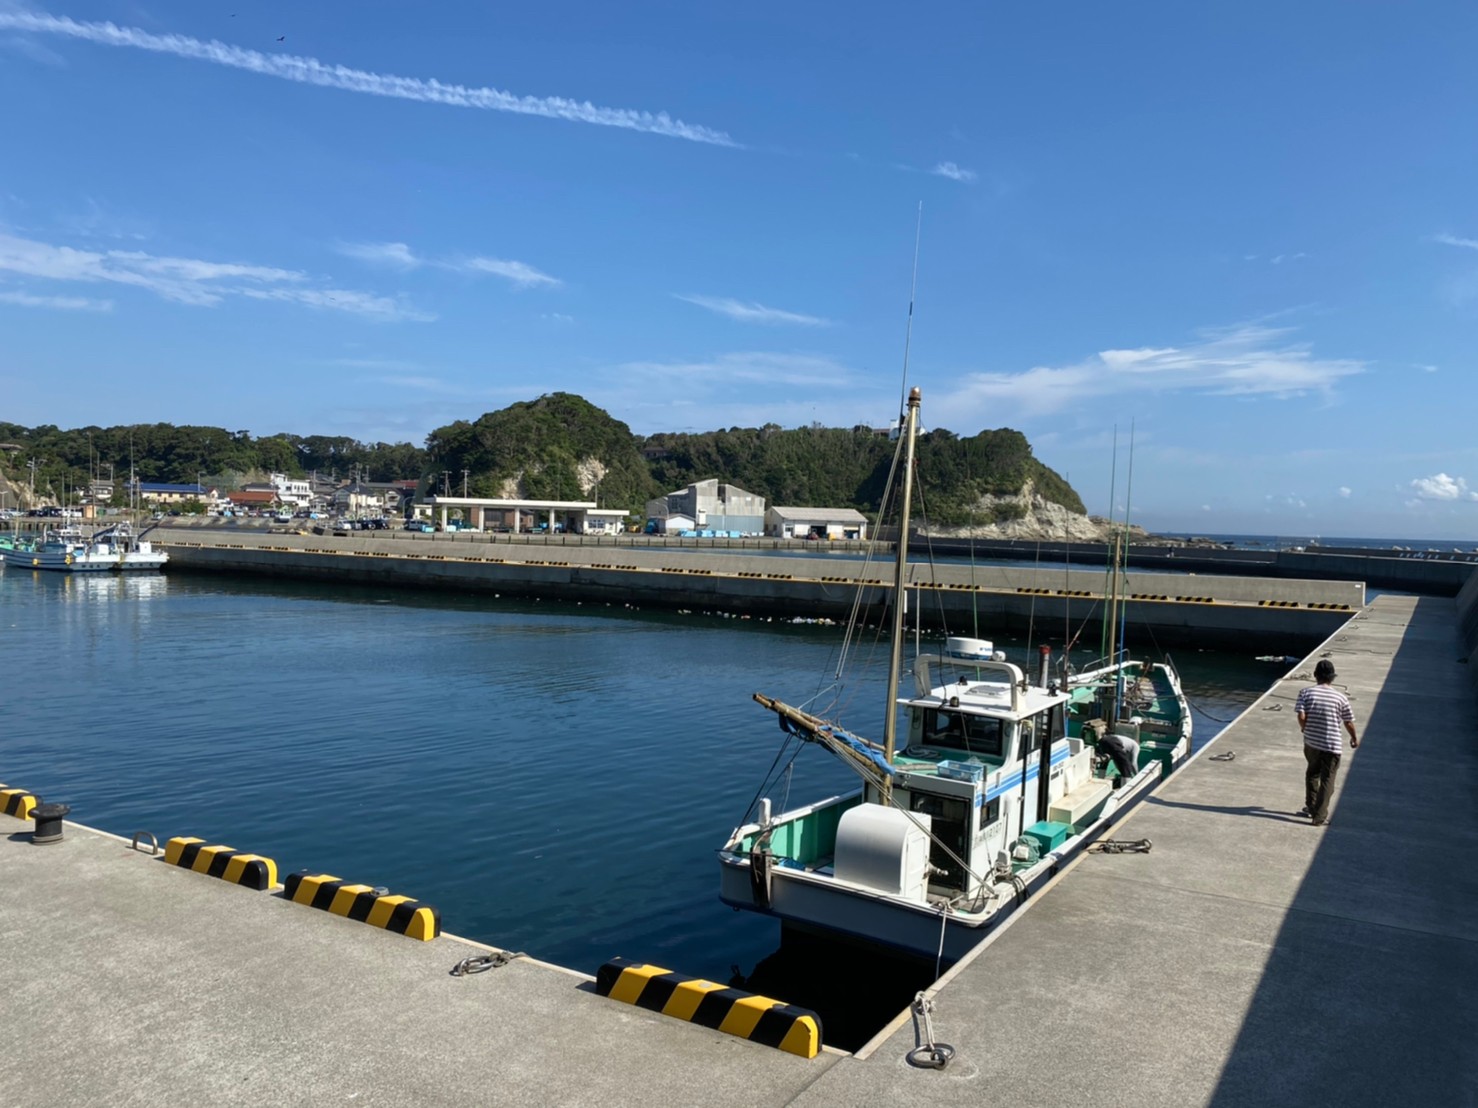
1296, 807, 1312, 817
1310, 818, 1327, 827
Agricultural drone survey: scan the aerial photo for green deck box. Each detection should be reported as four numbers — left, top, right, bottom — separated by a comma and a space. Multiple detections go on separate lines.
1023, 820, 1071, 853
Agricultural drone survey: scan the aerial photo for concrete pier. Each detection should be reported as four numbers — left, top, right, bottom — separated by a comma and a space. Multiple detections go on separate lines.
795, 592, 1478, 1105
153, 528, 1361, 650
4, 590, 1475, 1105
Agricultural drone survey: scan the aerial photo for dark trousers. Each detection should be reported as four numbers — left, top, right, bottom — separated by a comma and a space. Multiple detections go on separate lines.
1304, 746, 1342, 823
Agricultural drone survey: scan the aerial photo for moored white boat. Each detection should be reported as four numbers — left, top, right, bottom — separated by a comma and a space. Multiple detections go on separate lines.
717, 389, 1190, 962
0, 523, 168, 573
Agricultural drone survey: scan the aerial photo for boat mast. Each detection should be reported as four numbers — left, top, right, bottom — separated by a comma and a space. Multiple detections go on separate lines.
882, 386, 922, 805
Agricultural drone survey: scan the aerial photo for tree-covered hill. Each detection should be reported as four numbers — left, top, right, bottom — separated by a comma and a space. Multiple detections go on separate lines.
0, 421, 426, 505
1, 396, 1084, 526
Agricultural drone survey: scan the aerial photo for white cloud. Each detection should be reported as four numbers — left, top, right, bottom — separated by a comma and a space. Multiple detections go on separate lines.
541, 312, 574, 324
338, 242, 562, 287
1434, 232, 1478, 251
615, 351, 856, 389
0, 289, 112, 311
0, 12, 736, 147
238, 287, 435, 322
935, 323, 1365, 421
460, 257, 561, 288
1408, 473, 1478, 501
335, 241, 420, 269
0, 231, 428, 320
0, 231, 302, 304
674, 294, 831, 327
1338, 486, 1352, 498
931, 162, 977, 183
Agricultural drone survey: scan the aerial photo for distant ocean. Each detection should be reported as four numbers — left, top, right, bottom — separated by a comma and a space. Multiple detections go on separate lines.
1153, 533, 1478, 554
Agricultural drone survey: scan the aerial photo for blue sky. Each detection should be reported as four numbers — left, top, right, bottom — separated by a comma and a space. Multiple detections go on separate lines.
1, 2, 1476, 539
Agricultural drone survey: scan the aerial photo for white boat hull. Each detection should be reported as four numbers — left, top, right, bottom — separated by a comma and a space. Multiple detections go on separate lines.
1, 543, 167, 573
720, 759, 1171, 962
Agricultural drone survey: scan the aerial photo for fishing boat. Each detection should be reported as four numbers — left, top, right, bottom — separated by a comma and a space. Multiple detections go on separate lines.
718, 388, 1190, 962
0, 523, 167, 573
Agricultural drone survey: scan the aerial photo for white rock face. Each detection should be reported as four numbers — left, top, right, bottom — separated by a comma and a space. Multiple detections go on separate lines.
493, 457, 606, 501
921, 481, 1147, 543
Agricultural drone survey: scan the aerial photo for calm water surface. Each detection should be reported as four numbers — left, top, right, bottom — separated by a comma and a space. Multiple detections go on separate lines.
0, 566, 1276, 1043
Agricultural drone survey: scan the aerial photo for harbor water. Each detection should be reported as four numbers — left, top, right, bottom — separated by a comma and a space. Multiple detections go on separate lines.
0, 566, 1277, 1047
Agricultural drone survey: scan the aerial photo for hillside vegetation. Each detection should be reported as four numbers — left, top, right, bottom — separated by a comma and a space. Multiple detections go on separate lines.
1, 395, 1084, 525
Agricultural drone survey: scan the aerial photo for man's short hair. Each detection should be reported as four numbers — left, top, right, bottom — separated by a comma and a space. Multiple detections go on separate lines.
1314, 659, 1337, 682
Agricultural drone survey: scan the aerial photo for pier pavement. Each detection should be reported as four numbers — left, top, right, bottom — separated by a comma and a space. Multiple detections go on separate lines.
4, 592, 1474, 1106
796, 592, 1478, 1106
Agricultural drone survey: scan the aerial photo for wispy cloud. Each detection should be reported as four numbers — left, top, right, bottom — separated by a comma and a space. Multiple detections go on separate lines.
0, 12, 737, 147
936, 323, 1365, 421
337, 241, 561, 287
0, 289, 112, 311
335, 241, 420, 270
237, 286, 434, 322
1, 33, 65, 66
1433, 232, 1478, 251
1408, 473, 1478, 502
931, 161, 977, 183
460, 257, 561, 287
0, 231, 302, 305
615, 351, 855, 388
674, 294, 831, 327
0, 231, 429, 320
1338, 486, 1352, 498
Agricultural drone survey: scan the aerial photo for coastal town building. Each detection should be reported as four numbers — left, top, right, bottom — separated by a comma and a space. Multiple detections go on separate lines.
644, 480, 765, 535
130, 480, 209, 506
764, 506, 869, 541
332, 483, 386, 517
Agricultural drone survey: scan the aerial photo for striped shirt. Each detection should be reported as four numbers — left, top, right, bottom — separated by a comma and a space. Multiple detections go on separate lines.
1296, 684, 1354, 753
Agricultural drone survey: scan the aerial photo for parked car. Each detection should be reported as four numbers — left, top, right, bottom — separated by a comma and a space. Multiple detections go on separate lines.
403, 520, 433, 532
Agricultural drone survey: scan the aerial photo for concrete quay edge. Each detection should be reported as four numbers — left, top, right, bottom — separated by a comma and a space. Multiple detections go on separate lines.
0, 815, 842, 1107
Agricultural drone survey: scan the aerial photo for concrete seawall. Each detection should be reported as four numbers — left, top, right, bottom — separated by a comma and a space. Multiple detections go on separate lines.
1458, 565, 1478, 693
922, 537, 1476, 596
155, 529, 1362, 652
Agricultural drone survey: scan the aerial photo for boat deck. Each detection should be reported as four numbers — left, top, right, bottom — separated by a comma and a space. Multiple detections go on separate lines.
3, 593, 1475, 1104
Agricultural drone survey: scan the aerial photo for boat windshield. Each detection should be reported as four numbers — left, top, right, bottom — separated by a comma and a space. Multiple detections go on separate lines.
919, 709, 1004, 758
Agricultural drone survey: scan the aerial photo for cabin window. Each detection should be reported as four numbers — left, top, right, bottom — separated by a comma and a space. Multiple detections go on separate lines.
978, 796, 1000, 830
1018, 716, 1044, 761
921, 710, 1004, 758
1049, 703, 1066, 745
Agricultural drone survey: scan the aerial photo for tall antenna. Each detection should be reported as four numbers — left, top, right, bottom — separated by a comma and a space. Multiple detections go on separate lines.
896, 202, 923, 416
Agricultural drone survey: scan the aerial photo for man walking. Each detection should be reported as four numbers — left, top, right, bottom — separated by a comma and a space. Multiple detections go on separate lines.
1295, 659, 1359, 826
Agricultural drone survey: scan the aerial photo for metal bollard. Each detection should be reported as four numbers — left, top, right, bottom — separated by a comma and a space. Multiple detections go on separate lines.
31, 802, 71, 845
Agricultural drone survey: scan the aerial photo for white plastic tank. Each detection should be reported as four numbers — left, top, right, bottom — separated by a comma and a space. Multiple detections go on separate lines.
833, 805, 932, 902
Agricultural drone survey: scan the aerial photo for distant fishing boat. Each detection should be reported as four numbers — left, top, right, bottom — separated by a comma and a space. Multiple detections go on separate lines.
718, 389, 1190, 962
0, 523, 167, 573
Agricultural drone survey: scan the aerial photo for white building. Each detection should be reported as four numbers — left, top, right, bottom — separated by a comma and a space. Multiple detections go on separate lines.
764, 506, 869, 541
270, 472, 313, 509
644, 479, 765, 535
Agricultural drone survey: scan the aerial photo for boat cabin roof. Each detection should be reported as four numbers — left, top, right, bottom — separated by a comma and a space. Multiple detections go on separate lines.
899, 676, 1069, 721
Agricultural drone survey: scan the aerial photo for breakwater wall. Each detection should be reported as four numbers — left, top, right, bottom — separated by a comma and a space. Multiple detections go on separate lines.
1458, 567, 1478, 693
920, 538, 1476, 596
156, 530, 1360, 652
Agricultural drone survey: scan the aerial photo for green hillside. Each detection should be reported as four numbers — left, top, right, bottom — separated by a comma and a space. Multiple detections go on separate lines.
1, 394, 1085, 524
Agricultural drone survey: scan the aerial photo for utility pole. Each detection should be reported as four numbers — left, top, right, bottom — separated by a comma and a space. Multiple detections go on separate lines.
441, 471, 451, 496
461, 469, 469, 497
26, 458, 38, 504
